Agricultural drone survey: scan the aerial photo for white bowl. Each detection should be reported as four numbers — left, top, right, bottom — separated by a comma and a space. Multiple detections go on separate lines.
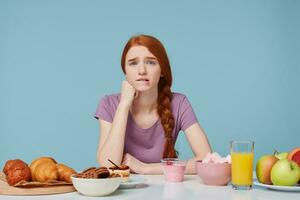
71, 175, 122, 196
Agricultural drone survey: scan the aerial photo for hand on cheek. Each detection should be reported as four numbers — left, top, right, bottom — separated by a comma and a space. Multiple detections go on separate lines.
120, 80, 136, 107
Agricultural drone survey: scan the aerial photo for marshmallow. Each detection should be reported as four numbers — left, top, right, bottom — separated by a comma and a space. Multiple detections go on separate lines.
201, 152, 231, 164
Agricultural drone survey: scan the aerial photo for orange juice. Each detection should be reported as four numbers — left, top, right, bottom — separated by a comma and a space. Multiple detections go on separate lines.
231, 152, 254, 186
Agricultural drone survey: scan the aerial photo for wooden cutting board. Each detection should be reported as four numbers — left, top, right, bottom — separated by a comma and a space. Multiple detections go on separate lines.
0, 172, 76, 196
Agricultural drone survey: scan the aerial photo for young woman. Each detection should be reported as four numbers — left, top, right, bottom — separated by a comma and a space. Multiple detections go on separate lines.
95, 34, 212, 174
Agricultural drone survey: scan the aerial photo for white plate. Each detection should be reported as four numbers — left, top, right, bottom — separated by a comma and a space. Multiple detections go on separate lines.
119, 176, 146, 189
253, 179, 300, 192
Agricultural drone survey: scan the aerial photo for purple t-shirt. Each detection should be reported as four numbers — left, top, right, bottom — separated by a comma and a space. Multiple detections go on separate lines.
94, 92, 198, 163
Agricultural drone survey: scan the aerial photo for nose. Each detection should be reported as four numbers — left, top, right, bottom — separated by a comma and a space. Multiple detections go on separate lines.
138, 64, 147, 75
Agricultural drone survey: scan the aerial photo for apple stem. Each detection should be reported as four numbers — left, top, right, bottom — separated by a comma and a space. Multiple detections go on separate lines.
273, 149, 279, 155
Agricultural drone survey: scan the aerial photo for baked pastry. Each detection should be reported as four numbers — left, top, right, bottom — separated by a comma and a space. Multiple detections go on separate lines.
30, 157, 56, 175
30, 157, 58, 182
3, 159, 20, 175
75, 167, 110, 179
4, 157, 77, 185
3, 159, 31, 186
56, 163, 76, 183
96, 167, 110, 178
76, 167, 98, 178
109, 165, 130, 182
34, 161, 58, 182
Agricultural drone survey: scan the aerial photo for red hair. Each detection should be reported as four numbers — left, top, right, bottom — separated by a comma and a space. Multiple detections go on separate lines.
121, 35, 177, 158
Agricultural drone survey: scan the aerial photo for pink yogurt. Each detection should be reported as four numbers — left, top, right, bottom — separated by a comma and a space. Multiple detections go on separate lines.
161, 159, 187, 182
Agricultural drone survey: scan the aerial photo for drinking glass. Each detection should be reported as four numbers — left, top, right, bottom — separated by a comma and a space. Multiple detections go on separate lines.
230, 140, 254, 190
161, 158, 186, 182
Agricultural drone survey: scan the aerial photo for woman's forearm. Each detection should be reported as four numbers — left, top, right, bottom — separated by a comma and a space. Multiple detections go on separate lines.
143, 157, 201, 174
98, 103, 130, 166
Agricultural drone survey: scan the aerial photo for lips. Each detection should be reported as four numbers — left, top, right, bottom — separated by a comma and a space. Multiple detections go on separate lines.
136, 78, 149, 82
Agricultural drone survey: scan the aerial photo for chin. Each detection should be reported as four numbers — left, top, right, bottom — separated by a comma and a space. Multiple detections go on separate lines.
135, 88, 150, 92
134, 85, 155, 92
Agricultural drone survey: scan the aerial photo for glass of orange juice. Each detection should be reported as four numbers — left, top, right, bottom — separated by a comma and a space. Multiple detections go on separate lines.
230, 140, 254, 190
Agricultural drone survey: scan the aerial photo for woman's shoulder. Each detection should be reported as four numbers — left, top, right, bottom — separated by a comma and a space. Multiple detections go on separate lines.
171, 92, 188, 102
95, 93, 120, 121
99, 93, 121, 107
102, 93, 121, 100
171, 92, 193, 109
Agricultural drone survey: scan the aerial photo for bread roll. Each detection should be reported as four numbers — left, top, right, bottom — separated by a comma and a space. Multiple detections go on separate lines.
3, 159, 31, 186
3, 159, 21, 175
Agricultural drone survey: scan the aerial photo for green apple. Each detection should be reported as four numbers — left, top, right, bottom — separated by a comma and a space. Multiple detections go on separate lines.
271, 159, 300, 186
256, 155, 279, 184
275, 152, 288, 160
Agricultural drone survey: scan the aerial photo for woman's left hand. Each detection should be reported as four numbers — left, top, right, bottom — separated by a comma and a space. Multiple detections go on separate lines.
122, 153, 147, 174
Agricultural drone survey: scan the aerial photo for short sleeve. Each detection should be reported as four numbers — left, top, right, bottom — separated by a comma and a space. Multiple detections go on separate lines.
179, 96, 198, 131
94, 95, 114, 123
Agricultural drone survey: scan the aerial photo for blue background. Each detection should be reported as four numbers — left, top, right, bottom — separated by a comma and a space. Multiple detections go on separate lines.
1, 0, 299, 170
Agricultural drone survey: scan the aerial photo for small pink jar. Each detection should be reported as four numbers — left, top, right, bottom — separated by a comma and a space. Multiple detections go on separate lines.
161, 158, 187, 182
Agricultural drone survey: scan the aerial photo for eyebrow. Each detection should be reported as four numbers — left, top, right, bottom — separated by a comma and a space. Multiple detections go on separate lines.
145, 56, 157, 60
127, 56, 157, 62
127, 57, 138, 62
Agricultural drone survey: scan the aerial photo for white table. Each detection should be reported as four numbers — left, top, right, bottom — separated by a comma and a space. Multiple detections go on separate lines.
0, 175, 299, 200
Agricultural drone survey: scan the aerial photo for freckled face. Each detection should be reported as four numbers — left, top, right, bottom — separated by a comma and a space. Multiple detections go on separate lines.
125, 46, 161, 92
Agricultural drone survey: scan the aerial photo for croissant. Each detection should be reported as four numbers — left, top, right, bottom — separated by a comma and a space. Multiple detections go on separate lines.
56, 163, 76, 183
30, 157, 58, 182
28, 157, 76, 183
30, 157, 56, 171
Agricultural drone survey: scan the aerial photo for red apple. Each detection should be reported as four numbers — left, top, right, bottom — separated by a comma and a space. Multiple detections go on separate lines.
256, 155, 279, 184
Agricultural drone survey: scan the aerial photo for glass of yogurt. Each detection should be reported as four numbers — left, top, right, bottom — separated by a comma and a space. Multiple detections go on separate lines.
161, 158, 187, 182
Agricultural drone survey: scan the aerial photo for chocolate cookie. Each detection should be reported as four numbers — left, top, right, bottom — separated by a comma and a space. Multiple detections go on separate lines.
96, 167, 110, 178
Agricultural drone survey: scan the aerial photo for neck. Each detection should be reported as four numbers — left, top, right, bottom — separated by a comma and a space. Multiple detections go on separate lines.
131, 88, 158, 114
